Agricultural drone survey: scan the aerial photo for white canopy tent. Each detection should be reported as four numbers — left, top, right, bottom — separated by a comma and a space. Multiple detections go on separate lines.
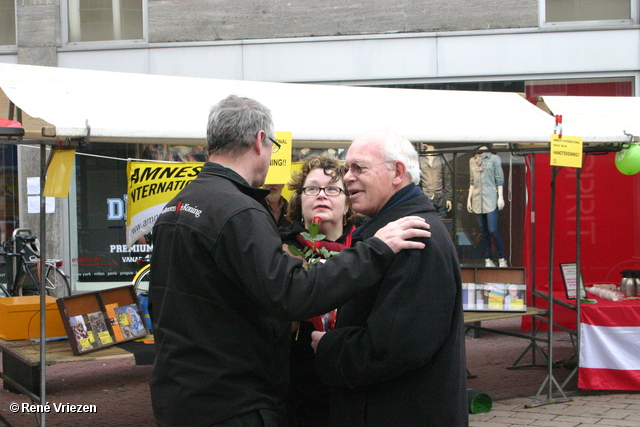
0, 62, 564, 147
539, 96, 640, 144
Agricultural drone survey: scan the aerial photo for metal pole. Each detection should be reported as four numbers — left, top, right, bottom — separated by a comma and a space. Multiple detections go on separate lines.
39, 144, 47, 426
546, 166, 557, 399
452, 152, 458, 247
576, 165, 581, 346
528, 165, 571, 407
530, 155, 536, 328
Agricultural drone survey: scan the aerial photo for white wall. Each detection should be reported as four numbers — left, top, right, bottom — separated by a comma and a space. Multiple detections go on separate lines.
57, 28, 640, 88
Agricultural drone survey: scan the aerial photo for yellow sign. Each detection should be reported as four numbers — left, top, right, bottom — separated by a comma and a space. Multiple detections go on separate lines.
550, 134, 583, 168
43, 148, 76, 198
126, 162, 204, 246
264, 131, 293, 184
126, 131, 293, 246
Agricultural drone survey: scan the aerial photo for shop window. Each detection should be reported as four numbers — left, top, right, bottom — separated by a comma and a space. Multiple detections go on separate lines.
541, 0, 637, 26
525, 77, 635, 105
66, 0, 145, 43
0, 0, 16, 46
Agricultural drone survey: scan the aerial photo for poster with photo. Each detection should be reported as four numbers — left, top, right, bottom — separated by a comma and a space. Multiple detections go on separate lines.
463, 283, 526, 312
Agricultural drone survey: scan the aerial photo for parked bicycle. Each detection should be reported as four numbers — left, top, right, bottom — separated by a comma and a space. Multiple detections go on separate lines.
131, 254, 151, 295
0, 228, 71, 298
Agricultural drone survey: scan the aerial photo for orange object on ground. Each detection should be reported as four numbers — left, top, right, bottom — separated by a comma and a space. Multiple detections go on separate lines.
0, 296, 67, 340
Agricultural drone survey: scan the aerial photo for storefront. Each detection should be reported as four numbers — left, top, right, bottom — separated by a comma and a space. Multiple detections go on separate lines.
1, 63, 638, 293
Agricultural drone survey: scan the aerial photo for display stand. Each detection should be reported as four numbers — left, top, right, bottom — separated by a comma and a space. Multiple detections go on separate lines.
56, 285, 149, 355
462, 267, 549, 370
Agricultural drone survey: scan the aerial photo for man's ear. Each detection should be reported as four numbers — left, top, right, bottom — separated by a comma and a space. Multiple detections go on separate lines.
252, 130, 266, 155
392, 161, 407, 185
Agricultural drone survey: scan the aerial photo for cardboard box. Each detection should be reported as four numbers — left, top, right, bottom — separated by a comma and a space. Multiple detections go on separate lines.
0, 296, 67, 340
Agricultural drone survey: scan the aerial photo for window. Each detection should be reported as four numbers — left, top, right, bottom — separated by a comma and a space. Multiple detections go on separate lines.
67, 0, 144, 43
0, 0, 16, 46
542, 0, 637, 26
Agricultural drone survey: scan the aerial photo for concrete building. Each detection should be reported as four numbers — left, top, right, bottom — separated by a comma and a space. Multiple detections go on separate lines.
0, 0, 638, 291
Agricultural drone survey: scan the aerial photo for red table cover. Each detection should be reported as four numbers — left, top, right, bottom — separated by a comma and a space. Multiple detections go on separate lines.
579, 296, 640, 390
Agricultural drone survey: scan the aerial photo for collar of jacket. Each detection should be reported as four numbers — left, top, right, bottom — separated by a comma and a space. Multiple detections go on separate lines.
201, 162, 271, 201
353, 183, 422, 239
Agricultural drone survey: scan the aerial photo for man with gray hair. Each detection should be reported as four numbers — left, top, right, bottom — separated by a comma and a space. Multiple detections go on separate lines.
149, 97, 431, 426
312, 130, 468, 426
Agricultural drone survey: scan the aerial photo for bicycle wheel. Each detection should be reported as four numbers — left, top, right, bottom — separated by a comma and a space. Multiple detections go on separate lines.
43, 265, 71, 298
17, 264, 71, 298
132, 263, 151, 294
16, 264, 40, 296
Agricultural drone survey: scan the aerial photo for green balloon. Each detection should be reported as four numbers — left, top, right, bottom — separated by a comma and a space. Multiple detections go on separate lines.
615, 143, 640, 175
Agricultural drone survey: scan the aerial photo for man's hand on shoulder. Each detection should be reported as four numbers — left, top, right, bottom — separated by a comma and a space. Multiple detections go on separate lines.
374, 216, 431, 254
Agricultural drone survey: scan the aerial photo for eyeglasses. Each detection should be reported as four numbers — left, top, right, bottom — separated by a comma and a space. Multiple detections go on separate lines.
301, 186, 346, 197
268, 136, 281, 153
345, 161, 392, 176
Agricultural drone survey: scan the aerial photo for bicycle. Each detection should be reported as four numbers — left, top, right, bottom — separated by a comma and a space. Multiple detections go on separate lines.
131, 254, 151, 295
0, 228, 71, 298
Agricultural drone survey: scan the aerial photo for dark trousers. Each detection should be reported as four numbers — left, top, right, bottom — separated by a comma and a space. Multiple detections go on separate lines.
476, 209, 505, 259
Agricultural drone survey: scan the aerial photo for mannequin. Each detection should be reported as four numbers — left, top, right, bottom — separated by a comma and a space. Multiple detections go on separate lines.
466, 145, 507, 267
419, 144, 452, 219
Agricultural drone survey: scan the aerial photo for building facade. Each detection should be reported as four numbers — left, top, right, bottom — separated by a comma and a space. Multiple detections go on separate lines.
1, 0, 638, 291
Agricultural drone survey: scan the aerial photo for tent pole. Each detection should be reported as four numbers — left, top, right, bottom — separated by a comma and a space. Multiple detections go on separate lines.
452, 152, 457, 249
39, 143, 47, 426
530, 154, 537, 347
527, 166, 571, 407
560, 160, 583, 390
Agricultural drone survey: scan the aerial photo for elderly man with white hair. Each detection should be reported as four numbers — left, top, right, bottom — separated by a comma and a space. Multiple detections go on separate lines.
312, 130, 468, 427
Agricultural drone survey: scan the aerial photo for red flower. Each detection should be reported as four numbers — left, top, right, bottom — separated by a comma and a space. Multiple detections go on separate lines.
312, 216, 322, 225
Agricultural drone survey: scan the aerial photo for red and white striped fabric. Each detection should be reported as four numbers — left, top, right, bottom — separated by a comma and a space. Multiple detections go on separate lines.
579, 298, 640, 390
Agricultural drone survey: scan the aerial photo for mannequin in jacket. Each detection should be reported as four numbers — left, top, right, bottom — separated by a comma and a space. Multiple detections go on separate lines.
420, 144, 452, 219
467, 145, 508, 267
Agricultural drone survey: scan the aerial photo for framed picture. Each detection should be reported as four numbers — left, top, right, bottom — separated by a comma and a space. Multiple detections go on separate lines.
560, 263, 587, 300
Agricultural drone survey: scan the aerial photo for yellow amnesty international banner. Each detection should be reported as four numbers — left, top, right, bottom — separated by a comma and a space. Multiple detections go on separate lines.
550, 134, 583, 168
126, 162, 204, 246
43, 148, 76, 198
265, 131, 293, 184
126, 131, 292, 246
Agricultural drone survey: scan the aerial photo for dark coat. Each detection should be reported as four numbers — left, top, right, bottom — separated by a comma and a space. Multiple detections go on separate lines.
315, 193, 468, 427
280, 221, 358, 427
148, 162, 397, 427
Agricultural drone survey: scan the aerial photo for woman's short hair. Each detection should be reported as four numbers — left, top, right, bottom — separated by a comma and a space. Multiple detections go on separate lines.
286, 155, 356, 224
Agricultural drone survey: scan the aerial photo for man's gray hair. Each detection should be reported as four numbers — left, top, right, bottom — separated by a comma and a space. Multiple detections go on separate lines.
381, 131, 421, 185
207, 94, 275, 157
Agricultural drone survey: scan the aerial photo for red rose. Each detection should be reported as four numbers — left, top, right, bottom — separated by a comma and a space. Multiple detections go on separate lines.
312, 216, 322, 225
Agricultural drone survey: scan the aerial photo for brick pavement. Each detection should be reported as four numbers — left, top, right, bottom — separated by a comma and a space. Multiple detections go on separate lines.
0, 317, 637, 426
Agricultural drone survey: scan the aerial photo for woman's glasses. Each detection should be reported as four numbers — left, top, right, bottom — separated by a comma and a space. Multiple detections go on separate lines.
302, 186, 346, 197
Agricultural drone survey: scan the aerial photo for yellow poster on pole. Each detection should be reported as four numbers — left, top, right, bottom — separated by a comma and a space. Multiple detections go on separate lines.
265, 131, 293, 184
43, 148, 76, 198
550, 134, 583, 168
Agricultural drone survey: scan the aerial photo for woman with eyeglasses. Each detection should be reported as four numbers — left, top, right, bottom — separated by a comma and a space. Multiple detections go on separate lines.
280, 154, 364, 427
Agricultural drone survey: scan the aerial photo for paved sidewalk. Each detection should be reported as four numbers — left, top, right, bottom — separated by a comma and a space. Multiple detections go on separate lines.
470, 393, 640, 426
0, 317, 637, 426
